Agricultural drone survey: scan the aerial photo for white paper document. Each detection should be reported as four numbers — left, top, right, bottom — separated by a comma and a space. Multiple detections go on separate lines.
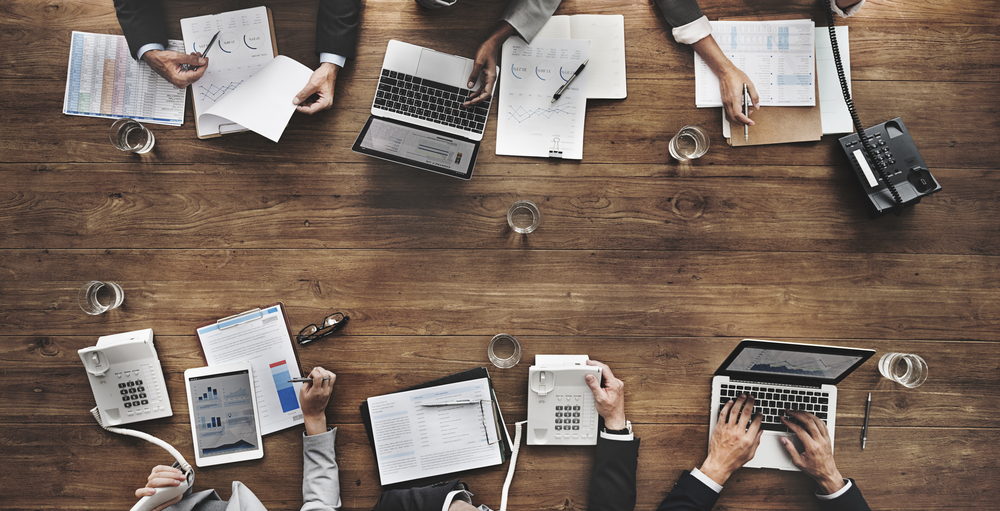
535, 15, 627, 99
816, 26, 852, 135
496, 37, 589, 159
368, 378, 501, 486
196, 305, 304, 436
696, 20, 816, 108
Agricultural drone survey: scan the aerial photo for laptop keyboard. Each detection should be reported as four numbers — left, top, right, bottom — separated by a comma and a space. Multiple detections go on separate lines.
718, 383, 829, 432
375, 69, 492, 135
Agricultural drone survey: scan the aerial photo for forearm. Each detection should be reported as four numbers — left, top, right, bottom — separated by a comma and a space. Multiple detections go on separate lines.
113, 0, 167, 60
301, 428, 341, 511
304, 413, 328, 437
690, 36, 734, 78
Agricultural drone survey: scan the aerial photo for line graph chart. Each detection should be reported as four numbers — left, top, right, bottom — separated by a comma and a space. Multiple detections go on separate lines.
198, 81, 244, 102
506, 104, 576, 124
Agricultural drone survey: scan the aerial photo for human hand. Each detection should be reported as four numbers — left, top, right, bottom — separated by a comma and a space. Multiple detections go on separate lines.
134, 465, 186, 511
299, 366, 336, 436
718, 65, 759, 127
781, 410, 846, 494
584, 359, 626, 430
142, 50, 207, 89
699, 394, 763, 485
293, 63, 340, 114
464, 22, 515, 106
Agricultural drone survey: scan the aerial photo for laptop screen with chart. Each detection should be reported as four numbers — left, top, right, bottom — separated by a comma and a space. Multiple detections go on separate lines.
185, 362, 264, 467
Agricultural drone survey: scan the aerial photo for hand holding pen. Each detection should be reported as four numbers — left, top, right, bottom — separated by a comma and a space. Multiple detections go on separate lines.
185, 30, 220, 72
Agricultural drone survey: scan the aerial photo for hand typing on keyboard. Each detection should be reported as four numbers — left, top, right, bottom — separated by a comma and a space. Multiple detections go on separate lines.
699, 394, 764, 486
781, 410, 847, 495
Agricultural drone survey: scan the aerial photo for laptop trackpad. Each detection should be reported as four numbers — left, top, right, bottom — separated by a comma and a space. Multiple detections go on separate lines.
417, 49, 467, 87
746, 433, 801, 471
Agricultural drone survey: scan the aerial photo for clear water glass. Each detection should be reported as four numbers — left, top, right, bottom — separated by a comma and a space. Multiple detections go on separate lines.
669, 125, 710, 161
508, 200, 540, 234
78, 281, 124, 315
878, 353, 928, 388
110, 118, 155, 154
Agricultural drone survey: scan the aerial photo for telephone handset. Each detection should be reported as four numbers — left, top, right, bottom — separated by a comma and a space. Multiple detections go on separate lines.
827, 4, 941, 218
78, 328, 172, 425
526, 355, 601, 446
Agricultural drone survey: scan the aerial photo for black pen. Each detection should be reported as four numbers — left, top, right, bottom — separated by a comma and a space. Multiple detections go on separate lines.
288, 377, 330, 384
189, 30, 220, 71
551, 59, 589, 103
861, 392, 871, 449
742, 83, 750, 142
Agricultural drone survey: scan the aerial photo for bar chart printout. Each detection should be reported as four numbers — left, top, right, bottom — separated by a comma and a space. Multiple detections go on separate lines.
269, 360, 300, 413
63, 32, 186, 126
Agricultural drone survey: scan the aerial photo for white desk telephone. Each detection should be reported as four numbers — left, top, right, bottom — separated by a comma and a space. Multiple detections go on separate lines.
526, 355, 601, 445
78, 328, 172, 425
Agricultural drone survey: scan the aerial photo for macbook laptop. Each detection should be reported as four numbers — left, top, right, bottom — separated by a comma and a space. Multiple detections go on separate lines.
709, 339, 874, 471
352, 40, 498, 180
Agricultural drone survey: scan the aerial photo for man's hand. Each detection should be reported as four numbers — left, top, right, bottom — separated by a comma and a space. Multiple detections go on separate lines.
585, 359, 626, 430
135, 465, 186, 511
464, 22, 516, 107
690, 36, 759, 126
142, 50, 207, 89
781, 410, 846, 494
293, 63, 340, 114
699, 394, 763, 486
299, 366, 336, 436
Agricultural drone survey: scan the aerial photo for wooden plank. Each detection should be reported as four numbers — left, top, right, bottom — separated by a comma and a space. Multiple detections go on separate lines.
1, 423, 995, 510
1, 335, 995, 428
1, 165, 996, 252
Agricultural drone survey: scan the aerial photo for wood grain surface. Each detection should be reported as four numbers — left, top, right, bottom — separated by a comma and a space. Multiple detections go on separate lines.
1, 0, 997, 510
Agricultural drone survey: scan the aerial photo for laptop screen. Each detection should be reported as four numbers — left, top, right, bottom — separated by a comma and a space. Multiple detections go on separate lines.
352, 116, 478, 180
716, 339, 875, 385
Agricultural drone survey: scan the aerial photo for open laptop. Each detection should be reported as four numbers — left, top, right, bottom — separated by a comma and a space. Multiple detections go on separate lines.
352, 40, 498, 180
709, 339, 874, 471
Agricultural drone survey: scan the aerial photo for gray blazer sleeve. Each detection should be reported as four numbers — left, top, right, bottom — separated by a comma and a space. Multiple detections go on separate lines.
301, 428, 342, 511
500, 0, 563, 44
653, 0, 705, 28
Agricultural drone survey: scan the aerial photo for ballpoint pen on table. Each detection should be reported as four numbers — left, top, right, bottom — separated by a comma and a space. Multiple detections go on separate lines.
420, 400, 485, 407
551, 59, 589, 103
742, 83, 750, 143
861, 392, 871, 449
287, 377, 331, 384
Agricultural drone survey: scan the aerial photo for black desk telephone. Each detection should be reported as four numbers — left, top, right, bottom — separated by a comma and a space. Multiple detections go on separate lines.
826, 6, 941, 218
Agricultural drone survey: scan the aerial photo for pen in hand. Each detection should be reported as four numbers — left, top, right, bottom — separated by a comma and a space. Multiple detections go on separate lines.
288, 377, 331, 384
742, 83, 750, 143
188, 30, 220, 72
551, 59, 589, 103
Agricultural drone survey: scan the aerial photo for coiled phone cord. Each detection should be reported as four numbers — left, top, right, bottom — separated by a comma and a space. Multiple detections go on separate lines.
826, 3, 902, 208
91, 406, 194, 475
499, 421, 526, 511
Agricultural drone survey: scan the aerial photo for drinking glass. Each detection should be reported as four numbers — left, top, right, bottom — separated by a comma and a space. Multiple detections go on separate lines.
878, 353, 928, 388
78, 281, 124, 315
110, 118, 155, 154
669, 125, 710, 161
508, 200, 540, 234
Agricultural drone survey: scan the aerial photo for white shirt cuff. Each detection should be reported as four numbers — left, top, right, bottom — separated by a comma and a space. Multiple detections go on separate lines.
672, 15, 712, 45
137, 43, 165, 62
815, 479, 853, 500
443, 489, 474, 511
690, 467, 723, 493
319, 52, 347, 68
599, 430, 634, 441
829, 0, 866, 17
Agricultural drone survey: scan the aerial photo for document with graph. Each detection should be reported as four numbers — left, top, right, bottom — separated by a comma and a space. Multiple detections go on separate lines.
181, 6, 311, 141
195, 302, 304, 436
496, 37, 590, 159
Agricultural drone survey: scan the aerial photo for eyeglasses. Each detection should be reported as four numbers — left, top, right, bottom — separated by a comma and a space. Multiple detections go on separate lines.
296, 312, 349, 345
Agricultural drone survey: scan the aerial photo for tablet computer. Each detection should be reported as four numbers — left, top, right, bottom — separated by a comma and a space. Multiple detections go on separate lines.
184, 362, 265, 467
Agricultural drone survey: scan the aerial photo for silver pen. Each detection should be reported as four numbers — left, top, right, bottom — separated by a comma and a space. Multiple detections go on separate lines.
287, 377, 330, 384
861, 392, 871, 449
551, 59, 589, 103
743, 83, 750, 143
420, 400, 483, 407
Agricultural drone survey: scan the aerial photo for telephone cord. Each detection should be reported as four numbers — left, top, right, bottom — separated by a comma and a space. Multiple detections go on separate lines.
499, 420, 527, 511
91, 407, 194, 474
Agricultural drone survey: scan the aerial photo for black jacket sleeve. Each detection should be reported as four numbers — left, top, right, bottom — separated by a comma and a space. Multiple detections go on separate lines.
653, 0, 705, 28
371, 479, 464, 511
588, 435, 641, 511
113, 0, 168, 60
316, 0, 361, 58
655, 471, 721, 511
817, 479, 872, 511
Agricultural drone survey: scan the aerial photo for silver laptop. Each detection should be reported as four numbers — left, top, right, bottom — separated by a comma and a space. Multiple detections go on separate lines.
352, 40, 498, 180
709, 339, 874, 471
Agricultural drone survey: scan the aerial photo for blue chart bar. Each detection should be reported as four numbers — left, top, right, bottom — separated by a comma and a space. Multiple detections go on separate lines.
269, 360, 300, 413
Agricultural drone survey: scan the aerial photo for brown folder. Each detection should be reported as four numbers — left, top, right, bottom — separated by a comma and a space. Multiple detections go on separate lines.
721, 15, 823, 147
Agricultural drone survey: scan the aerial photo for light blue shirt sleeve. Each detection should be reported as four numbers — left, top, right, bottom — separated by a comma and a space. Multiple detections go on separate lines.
319, 53, 347, 68
137, 43, 165, 62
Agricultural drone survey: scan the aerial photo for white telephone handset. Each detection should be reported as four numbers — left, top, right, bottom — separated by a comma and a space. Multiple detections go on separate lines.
526, 355, 601, 445
78, 328, 172, 425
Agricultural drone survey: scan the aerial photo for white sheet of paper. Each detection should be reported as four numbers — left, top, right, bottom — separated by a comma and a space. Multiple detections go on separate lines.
696, 20, 816, 108
496, 37, 589, 159
201, 56, 312, 142
368, 378, 501, 485
196, 305, 303, 436
536, 15, 627, 99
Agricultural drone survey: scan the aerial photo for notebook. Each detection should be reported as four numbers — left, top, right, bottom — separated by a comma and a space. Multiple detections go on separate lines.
709, 339, 874, 470
352, 40, 497, 180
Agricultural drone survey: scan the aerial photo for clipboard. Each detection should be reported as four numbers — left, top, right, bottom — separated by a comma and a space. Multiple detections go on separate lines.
360, 367, 513, 488
194, 301, 305, 435
722, 15, 824, 147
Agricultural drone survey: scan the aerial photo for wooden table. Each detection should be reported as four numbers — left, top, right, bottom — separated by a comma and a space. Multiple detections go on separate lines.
1, 0, 998, 509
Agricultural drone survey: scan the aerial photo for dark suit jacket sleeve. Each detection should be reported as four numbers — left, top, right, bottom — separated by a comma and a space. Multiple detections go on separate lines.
113, 0, 168, 60
817, 479, 872, 511
654, 471, 720, 511
652, 0, 705, 28
316, 0, 361, 58
371, 479, 463, 511
588, 435, 641, 511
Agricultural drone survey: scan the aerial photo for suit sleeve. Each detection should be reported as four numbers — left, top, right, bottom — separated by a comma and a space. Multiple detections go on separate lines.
371, 479, 463, 511
301, 429, 342, 511
316, 0, 361, 58
817, 479, 872, 511
500, 0, 563, 44
588, 436, 640, 511
113, 0, 168, 60
652, 0, 705, 28
654, 471, 720, 511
